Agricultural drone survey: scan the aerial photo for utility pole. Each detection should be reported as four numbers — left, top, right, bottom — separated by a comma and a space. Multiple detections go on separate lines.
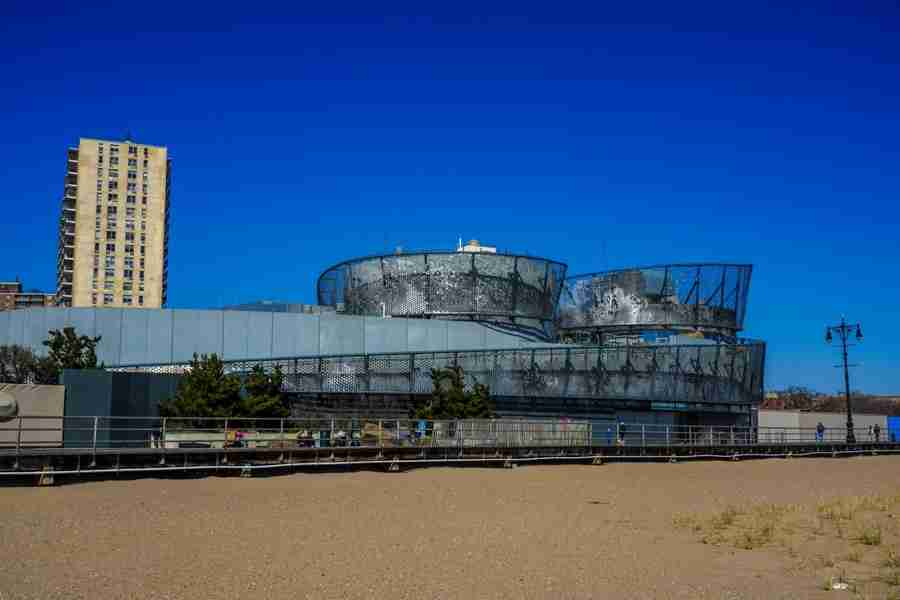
825, 317, 863, 444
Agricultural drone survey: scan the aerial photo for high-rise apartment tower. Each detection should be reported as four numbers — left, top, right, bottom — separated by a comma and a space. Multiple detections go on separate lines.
56, 138, 170, 308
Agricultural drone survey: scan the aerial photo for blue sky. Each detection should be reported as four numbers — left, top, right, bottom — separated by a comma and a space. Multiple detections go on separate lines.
1, 2, 898, 393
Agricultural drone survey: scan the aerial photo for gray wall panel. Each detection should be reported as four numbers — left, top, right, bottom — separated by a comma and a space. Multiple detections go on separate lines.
66, 308, 97, 342
25, 309, 46, 354
94, 309, 124, 366
0, 307, 555, 366
223, 311, 250, 360
295, 314, 320, 356
365, 317, 408, 354
407, 320, 448, 352
0, 311, 8, 348
271, 313, 299, 357
120, 309, 150, 365
484, 326, 528, 349
10, 310, 25, 347
319, 314, 364, 355
172, 310, 222, 362
146, 310, 173, 364
246, 312, 274, 359
446, 320, 487, 351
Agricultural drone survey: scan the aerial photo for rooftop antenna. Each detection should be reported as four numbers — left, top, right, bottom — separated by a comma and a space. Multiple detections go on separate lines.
458, 236, 463, 251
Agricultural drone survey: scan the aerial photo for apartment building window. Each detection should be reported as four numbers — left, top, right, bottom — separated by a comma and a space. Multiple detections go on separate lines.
139, 259, 145, 269
142, 160, 148, 168
143, 148, 149, 157
108, 193, 118, 202
109, 170, 119, 179
125, 232, 134, 242
104, 293, 113, 304
127, 183, 136, 192
108, 206, 117, 215
110, 145, 119, 155
97, 154, 103, 164
94, 230, 101, 241
126, 195, 136, 205
92, 294, 97, 305
98, 167, 104, 177
96, 181, 102, 191
128, 146, 137, 156
128, 158, 137, 167
140, 246, 145, 255
124, 257, 134, 268
142, 172, 148, 181
139, 283, 145, 292
142, 196, 147, 205
142, 184, 148, 193
123, 296, 132, 305
123, 282, 132, 292
105, 255, 115, 268
104, 280, 114, 291
125, 245, 134, 255
140, 233, 146, 244
139, 271, 145, 281
141, 221, 146, 231
138, 296, 144, 306
106, 231, 116, 240
105, 268, 115, 278
94, 243, 100, 253
125, 221, 135, 232
109, 181, 118, 190
110, 157, 119, 165
128, 171, 137, 180
106, 243, 116, 254
93, 268, 99, 278
126, 207, 135, 218
123, 270, 133, 280
93, 255, 100, 267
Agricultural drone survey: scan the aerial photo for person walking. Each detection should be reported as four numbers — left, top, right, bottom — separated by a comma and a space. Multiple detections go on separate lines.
874, 423, 881, 443
816, 421, 825, 443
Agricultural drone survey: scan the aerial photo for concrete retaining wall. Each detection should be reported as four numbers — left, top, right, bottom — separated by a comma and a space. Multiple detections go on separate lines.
0, 384, 65, 447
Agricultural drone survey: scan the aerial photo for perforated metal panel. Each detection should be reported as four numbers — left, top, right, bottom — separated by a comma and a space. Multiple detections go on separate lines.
560, 264, 752, 335
317, 251, 567, 337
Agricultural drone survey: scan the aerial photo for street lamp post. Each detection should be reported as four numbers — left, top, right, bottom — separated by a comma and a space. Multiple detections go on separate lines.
825, 317, 863, 444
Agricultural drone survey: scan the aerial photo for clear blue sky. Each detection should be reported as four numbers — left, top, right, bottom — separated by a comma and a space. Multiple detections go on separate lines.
1, 2, 898, 393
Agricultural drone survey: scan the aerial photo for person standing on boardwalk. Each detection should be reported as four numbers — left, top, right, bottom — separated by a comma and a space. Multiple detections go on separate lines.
816, 422, 825, 443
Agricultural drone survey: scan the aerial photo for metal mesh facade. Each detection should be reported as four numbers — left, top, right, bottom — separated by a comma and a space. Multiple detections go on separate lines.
317, 251, 567, 336
111, 341, 765, 410
559, 264, 752, 335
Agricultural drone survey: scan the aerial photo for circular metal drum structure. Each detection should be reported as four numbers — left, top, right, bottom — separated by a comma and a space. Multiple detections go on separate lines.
559, 263, 752, 336
317, 250, 568, 337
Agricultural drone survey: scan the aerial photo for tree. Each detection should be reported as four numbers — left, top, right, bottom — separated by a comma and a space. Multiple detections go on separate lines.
0, 345, 37, 384
42, 327, 102, 376
240, 365, 290, 419
159, 354, 289, 422
159, 354, 242, 420
0, 344, 74, 385
411, 366, 494, 420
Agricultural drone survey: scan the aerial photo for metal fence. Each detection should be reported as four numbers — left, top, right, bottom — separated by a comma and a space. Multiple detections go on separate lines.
1, 416, 892, 453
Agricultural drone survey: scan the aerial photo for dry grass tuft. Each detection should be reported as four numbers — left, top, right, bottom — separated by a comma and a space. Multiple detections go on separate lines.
857, 524, 882, 546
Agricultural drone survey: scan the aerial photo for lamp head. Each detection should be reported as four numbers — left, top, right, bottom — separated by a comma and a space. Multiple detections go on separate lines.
825, 329, 832, 344
856, 325, 863, 341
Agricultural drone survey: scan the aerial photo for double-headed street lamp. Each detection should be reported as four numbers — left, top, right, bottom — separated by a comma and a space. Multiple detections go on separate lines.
825, 317, 863, 444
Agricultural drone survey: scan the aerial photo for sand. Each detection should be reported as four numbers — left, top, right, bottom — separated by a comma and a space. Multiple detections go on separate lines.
1, 457, 899, 599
